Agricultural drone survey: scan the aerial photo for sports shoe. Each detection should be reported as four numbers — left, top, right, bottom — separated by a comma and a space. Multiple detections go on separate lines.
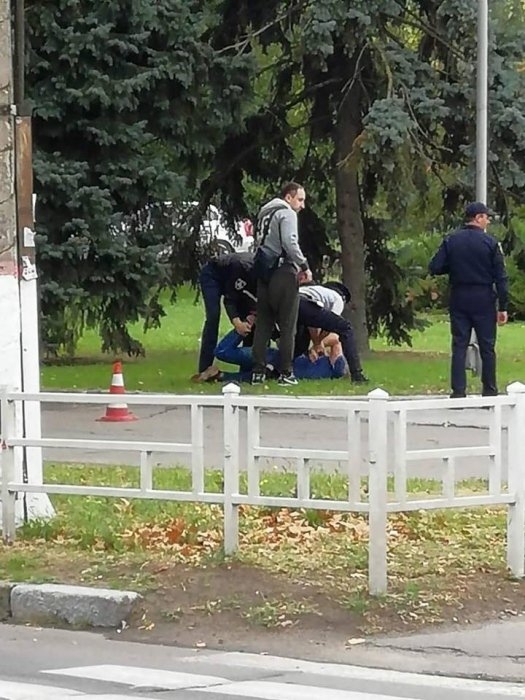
351, 371, 369, 384
251, 371, 266, 385
278, 372, 298, 386
265, 364, 279, 380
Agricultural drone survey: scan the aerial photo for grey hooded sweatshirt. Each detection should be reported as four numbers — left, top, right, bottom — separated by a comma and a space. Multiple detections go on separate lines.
256, 198, 309, 272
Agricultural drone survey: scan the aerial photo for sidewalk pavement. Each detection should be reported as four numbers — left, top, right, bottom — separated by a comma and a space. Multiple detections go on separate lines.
354, 616, 525, 682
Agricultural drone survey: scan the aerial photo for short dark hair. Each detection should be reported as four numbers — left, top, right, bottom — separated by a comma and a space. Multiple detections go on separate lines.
280, 181, 304, 198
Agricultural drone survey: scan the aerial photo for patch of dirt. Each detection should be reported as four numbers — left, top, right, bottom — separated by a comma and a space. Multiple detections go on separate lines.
109, 561, 525, 660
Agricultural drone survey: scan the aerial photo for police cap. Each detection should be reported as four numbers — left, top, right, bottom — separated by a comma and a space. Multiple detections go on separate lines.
464, 201, 495, 219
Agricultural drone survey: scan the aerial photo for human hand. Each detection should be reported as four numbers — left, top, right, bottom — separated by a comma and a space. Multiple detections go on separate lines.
298, 268, 313, 284
497, 311, 508, 326
233, 319, 252, 336
309, 344, 325, 362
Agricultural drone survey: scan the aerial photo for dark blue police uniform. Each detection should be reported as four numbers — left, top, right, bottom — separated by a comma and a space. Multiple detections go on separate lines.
429, 205, 508, 397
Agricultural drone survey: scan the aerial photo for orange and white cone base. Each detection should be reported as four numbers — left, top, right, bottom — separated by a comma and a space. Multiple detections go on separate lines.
97, 360, 138, 422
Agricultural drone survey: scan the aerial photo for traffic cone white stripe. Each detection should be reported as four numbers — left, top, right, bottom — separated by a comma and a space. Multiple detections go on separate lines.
97, 361, 137, 423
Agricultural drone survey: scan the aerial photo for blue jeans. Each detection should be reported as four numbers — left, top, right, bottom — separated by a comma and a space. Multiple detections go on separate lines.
215, 330, 280, 378
198, 263, 223, 372
215, 330, 345, 381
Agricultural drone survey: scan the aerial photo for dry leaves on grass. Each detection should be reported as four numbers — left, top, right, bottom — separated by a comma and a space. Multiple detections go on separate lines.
117, 508, 371, 558
52, 502, 507, 605
240, 508, 370, 549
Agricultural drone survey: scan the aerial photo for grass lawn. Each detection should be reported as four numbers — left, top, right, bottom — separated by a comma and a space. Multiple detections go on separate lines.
40, 286, 525, 395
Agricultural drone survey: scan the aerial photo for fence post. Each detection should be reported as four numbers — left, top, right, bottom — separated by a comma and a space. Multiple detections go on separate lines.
367, 387, 389, 595
222, 382, 241, 555
1, 389, 17, 542
506, 381, 525, 578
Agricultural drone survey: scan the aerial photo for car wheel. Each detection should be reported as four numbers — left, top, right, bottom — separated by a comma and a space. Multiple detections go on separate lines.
216, 240, 235, 255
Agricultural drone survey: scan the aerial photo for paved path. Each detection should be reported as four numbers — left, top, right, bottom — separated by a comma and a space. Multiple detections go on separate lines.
2, 623, 525, 698
40, 400, 509, 480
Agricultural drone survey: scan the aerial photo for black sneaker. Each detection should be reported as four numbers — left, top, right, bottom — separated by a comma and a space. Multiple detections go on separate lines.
251, 372, 265, 386
265, 364, 279, 380
351, 372, 369, 384
278, 372, 298, 386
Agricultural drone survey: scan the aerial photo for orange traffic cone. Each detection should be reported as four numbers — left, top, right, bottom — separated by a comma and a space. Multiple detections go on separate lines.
97, 361, 137, 422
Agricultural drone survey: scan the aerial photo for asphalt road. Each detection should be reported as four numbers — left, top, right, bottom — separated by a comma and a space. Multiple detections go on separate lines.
2, 624, 525, 699
40, 401, 509, 480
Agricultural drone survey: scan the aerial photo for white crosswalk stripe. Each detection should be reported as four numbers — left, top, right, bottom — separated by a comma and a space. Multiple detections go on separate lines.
0, 680, 81, 700
2, 659, 525, 700
197, 680, 409, 699
43, 664, 228, 690
0, 679, 158, 700
174, 652, 525, 697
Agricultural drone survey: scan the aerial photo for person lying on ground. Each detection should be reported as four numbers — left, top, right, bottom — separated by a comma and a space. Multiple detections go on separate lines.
193, 328, 347, 383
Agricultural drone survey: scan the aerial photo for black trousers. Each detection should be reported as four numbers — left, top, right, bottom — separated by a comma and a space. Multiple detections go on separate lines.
450, 286, 498, 396
252, 265, 299, 374
296, 298, 363, 377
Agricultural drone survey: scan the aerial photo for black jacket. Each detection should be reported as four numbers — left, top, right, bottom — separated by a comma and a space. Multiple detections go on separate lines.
210, 252, 257, 320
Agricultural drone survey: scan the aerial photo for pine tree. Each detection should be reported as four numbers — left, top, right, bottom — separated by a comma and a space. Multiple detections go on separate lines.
28, 0, 254, 355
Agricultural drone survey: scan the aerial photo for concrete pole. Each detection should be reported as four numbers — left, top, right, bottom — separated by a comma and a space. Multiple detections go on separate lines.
476, 0, 488, 203
0, 0, 53, 523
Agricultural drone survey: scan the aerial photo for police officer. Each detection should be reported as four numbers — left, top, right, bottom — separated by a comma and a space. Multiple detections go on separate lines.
429, 201, 508, 398
196, 251, 257, 375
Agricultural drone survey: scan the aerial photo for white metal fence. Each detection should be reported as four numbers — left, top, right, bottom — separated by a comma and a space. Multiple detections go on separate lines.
2, 382, 525, 595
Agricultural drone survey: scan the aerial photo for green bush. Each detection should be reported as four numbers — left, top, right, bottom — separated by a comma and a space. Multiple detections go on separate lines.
388, 231, 448, 312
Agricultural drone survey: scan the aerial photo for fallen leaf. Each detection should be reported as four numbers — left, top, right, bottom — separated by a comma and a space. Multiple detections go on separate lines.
346, 638, 366, 646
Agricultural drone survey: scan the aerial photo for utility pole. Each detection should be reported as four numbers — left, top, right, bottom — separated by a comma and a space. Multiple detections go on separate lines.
0, 0, 53, 523
476, 0, 488, 203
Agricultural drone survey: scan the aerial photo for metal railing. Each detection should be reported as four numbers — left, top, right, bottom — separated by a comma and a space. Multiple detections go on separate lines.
2, 382, 525, 594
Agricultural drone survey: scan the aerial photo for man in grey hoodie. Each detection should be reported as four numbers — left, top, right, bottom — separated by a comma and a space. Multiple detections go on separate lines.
251, 182, 312, 386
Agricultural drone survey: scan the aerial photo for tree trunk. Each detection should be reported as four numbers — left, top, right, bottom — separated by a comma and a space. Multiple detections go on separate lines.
334, 59, 369, 354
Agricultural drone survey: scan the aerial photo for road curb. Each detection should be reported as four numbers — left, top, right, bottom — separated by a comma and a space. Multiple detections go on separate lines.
0, 581, 12, 620
2, 582, 142, 628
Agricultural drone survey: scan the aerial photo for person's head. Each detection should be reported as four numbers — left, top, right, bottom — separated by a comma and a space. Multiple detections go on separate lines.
464, 201, 493, 230
323, 281, 351, 304
280, 182, 306, 212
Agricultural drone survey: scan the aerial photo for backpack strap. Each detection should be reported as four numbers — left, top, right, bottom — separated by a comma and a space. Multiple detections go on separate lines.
255, 204, 288, 250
